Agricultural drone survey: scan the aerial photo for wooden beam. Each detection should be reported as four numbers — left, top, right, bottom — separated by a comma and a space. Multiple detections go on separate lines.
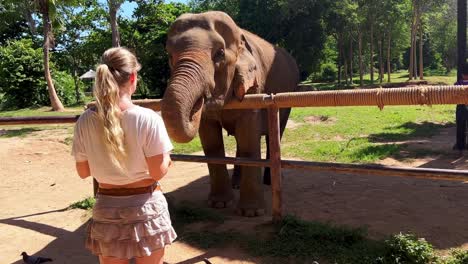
281, 160, 468, 182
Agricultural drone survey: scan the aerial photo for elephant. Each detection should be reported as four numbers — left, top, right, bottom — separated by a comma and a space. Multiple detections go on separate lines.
161, 11, 299, 217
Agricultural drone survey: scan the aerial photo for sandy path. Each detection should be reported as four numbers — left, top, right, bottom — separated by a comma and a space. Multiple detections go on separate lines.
0, 126, 467, 263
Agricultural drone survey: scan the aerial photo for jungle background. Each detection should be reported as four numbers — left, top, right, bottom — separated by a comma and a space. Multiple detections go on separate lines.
1, 1, 468, 263
0, 0, 461, 110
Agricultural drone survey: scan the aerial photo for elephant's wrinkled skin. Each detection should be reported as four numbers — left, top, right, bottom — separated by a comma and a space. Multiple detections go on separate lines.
161, 11, 299, 217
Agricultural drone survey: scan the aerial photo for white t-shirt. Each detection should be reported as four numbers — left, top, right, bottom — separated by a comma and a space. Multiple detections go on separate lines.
71, 105, 173, 185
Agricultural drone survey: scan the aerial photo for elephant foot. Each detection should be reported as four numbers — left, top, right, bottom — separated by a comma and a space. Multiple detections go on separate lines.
263, 167, 271, 186
235, 207, 265, 217
235, 198, 266, 217
231, 175, 241, 189
207, 192, 234, 209
231, 166, 241, 189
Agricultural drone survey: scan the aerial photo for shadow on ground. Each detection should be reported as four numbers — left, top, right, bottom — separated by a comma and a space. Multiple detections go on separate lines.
0, 209, 96, 264
2, 159, 467, 264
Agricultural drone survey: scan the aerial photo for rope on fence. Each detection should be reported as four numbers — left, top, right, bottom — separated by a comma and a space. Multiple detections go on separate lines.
128, 85, 468, 111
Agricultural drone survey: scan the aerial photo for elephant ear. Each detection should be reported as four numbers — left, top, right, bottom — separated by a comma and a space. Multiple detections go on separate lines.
233, 35, 258, 101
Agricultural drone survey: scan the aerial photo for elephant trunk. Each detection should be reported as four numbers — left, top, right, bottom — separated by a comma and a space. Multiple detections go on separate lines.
162, 56, 209, 143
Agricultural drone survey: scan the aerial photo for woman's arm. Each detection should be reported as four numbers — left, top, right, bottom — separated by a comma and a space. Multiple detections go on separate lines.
75, 161, 91, 179
145, 152, 173, 181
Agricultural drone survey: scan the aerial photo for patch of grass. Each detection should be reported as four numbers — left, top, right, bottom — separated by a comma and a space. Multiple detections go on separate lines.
368, 122, 452, 142
62, 136, 73, 145
303, 70, 457, 91
69, 197, 96, 210
282, 105, 454, 163
174, 213, 468, 264
249, 216, 409, 264
0, 106, 83, 117
0, 127, 42, 138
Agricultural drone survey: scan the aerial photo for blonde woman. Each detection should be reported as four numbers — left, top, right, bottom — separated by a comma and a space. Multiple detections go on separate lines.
72, 47, 176, 264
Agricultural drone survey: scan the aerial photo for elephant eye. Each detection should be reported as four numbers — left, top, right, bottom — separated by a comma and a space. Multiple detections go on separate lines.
213, 48, 225, 63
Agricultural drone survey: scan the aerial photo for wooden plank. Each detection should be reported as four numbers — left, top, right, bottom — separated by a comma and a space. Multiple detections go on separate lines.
281, 160, 468, 182
268, 106, 283, 222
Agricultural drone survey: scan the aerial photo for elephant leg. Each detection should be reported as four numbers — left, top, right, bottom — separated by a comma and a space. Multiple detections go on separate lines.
235, 111, 265, 217
264, 108, 291, 185
231, 145, 241, 189
199, 119, 234, 208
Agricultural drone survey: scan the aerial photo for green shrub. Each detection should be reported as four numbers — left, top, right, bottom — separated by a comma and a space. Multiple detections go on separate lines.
446, 249, 468, 264
384, 233, 437, 264
0, 39, 48, 109
53, 71, 83, 106
69, 197, 96, 210
308, 62, 338, 83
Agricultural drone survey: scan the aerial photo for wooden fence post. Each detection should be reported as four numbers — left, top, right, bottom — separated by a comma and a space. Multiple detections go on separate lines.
268, 106, 283, 222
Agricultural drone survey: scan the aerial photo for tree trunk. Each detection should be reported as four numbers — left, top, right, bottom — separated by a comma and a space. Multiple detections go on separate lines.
42, 6, 64, 111
387, 31, 392, 83
72, 57, 81, 103
370, 22, 374, 84
109, 0, 121, 47
378, 37, 383, 83
409, 1, 415, 80
359, 31, 363, 87
419, 21, 424, 80
338, 35, 342, 84
22, 4, 37, 37
414, 31, 418, 80
343, 37, 348, 85
349, 38, 353, 85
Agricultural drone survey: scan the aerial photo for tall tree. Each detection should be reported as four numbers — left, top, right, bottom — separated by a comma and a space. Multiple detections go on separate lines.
55, 0, 107, 102
108, 0, 125, 47
36, 0, 64, 111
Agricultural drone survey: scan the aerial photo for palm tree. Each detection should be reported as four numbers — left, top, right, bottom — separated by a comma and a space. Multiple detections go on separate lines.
36, 0, 64, 111
108, 0, 124, 47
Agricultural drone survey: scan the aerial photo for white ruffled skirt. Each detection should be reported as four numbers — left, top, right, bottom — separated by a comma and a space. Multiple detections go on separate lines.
85, 190, 177, 259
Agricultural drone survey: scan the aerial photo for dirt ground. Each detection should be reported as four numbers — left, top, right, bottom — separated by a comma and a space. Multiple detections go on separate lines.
0, 125, 467, 264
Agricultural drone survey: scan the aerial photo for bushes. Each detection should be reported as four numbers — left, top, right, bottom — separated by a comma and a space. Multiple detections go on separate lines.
307, 62, 338, 82
53, 71, 83, 105
0, 39, 82, 109
0, 39, 48, 108
384, 233, 437, 264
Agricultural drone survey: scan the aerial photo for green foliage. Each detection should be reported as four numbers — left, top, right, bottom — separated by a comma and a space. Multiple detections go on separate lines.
0, 39, 48, 109
69, 196, 96, 210
384, 233, 437, 264
53, 71, 82, 105
0, 1, 30, 44
445, 249, 468, 264
192, 0, 329, 76
121, 2, 190, 97
309, 62, 338, 82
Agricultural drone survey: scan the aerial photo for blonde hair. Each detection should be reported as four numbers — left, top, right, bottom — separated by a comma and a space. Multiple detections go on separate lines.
94, 47, 141, 170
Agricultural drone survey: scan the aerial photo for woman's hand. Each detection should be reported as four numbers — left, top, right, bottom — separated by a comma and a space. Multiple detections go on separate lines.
146, 152, 172, 181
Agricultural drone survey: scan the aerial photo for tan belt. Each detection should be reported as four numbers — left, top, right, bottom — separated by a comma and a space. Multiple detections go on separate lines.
98, 182, 161, 196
